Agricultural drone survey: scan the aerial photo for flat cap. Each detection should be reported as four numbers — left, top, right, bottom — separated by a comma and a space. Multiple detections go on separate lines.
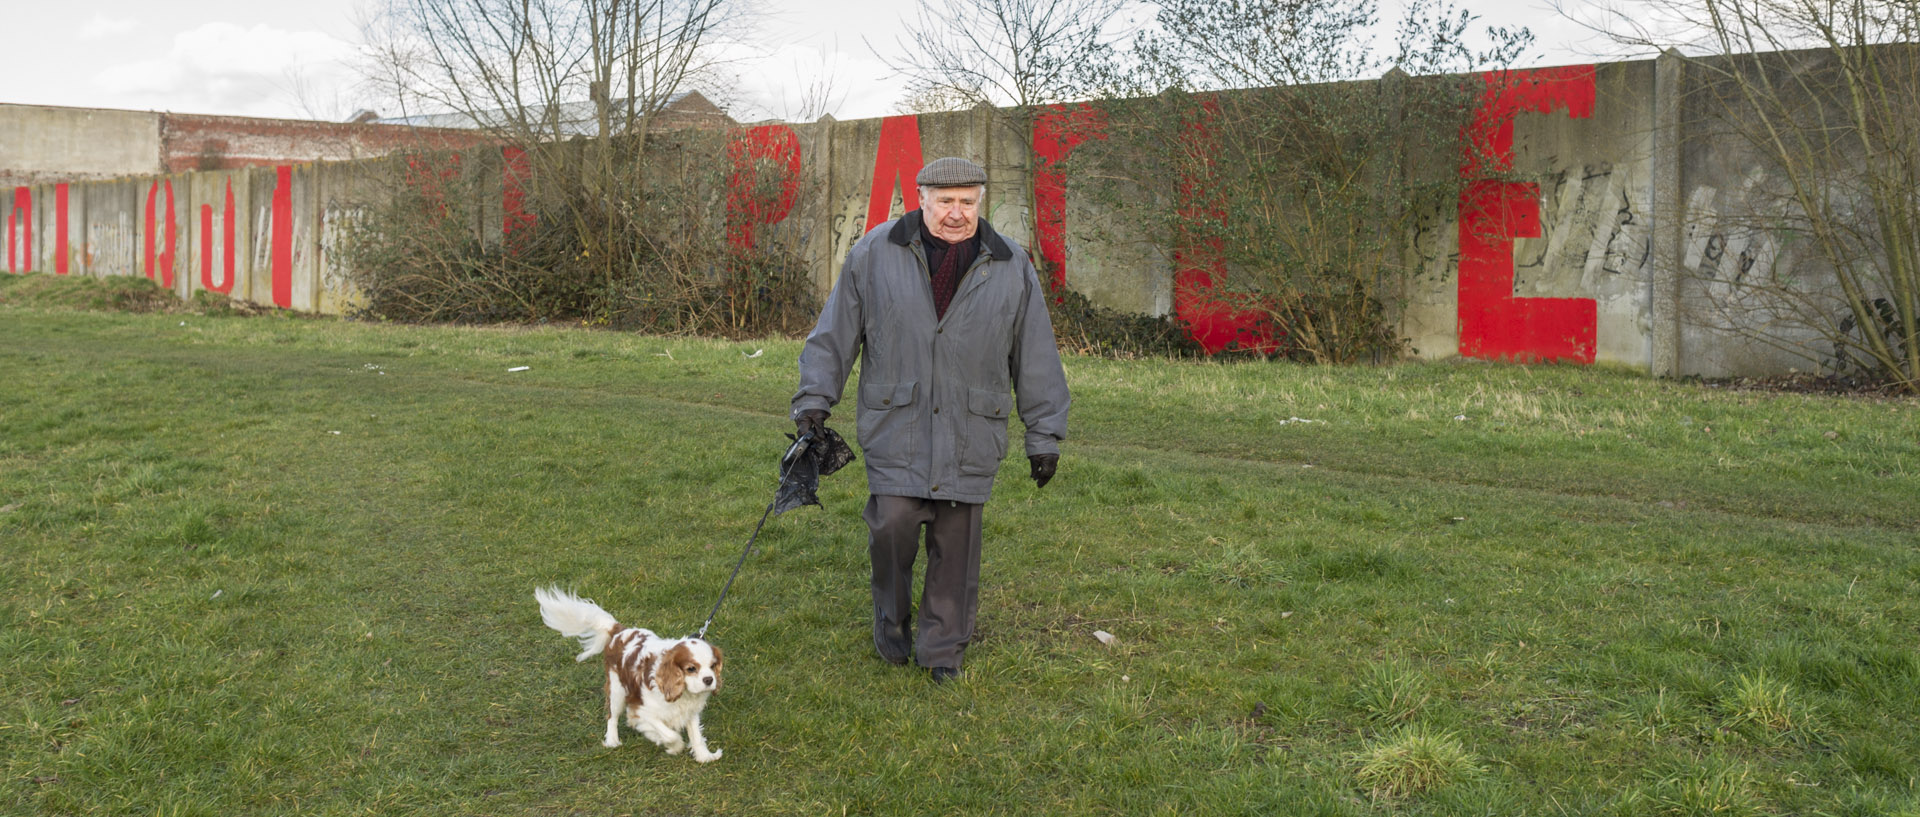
916, 156, 988, 187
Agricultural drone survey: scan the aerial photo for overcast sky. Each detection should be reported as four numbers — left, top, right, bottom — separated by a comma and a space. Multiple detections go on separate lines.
0, 0, 1630, 123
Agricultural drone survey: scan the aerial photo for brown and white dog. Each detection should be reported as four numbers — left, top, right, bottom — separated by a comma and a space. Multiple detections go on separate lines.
534, 586, 724, 762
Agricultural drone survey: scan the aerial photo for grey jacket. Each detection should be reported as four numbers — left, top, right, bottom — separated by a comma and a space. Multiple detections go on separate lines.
792, 211, 1070, 504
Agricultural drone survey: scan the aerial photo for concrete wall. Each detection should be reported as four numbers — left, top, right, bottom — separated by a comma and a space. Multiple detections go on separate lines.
159, 113, 485, 174
3, 52, 1888, 379
0, 104, 161, 186
1, 161, 379, 315
1, 103, 483, 184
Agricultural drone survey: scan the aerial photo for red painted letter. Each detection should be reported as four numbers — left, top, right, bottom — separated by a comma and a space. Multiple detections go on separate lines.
11, 187, 32, 273
1170, 99, 1277, 355
1031, 104, 1108, 294
144, 181, 178, 288
219, 179, 236, 294
55, 184, 69, 275
272, 165, 294, 308
502, 146, 533, 246
201, 203, 213, 289
726, 125, 802, 251
1456, 67, 1599, 364
866, 115, 924, 233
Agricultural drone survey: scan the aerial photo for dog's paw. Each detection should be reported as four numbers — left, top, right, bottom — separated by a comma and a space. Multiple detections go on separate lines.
602, 736, 622, 749
693, 748, 722, 763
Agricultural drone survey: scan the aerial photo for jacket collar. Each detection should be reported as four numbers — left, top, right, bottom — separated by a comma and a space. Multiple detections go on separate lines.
887, 209, 1013, 261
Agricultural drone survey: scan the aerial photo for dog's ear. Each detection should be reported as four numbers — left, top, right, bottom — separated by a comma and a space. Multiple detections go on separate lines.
707, 643, 723, 690
658, 643, 692, 702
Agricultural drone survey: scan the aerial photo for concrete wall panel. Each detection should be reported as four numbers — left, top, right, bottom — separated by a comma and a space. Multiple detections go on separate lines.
9, 50, 1903, 381
84, 180, 141, 279
0, 104, 161, 186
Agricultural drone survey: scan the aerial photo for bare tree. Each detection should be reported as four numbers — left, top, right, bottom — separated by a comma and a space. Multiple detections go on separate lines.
362, 0, 736, 141
345, 0, 817, 334
356, 0, 746, 319
886, 0, 1130, 112
1081, 0, 1531, 362
1131, 0, 1531, 90
1578, 0, 1920, 390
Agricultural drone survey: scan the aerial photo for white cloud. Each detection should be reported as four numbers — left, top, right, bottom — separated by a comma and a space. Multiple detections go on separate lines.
89, 22, 361, 117
717, 39, 904, 123
79, 13, 140, 40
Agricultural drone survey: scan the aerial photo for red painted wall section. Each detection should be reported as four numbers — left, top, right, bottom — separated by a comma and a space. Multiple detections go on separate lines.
502, 146, 533, 246
1031, 104, 1108, 294
725, 125, 802, 251
143, 185, 155, 280
200, 204, 214, 290
1171, 99, 1278, 355
55, 184, 69, 275
866, 115, 924, 233
221, 179, 236, 294
144, 181, 177, 288
198, 179, 238, 294
272, 165, 294, 309
9, 187, 30, 273
1457, 66, 1599, 364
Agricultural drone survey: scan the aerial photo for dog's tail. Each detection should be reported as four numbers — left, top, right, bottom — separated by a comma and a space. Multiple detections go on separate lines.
534, 586, 620, 662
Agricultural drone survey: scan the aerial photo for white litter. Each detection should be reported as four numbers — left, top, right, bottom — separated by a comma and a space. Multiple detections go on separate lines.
1278, 416, 1319, 425
1093, 630, 1117, 645
743, 349, 764, 359
508, 366, 531, 372
211, 590, 223, 600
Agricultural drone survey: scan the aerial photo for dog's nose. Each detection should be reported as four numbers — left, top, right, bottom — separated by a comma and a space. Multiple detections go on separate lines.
703, 676, 715, 687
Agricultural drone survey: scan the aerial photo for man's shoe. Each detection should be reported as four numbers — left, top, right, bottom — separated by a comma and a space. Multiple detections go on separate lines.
929, 667, 960, 684
874, 620, 910, 666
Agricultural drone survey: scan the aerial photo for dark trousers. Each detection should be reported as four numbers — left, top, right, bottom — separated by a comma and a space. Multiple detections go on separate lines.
863, 495, 984, 670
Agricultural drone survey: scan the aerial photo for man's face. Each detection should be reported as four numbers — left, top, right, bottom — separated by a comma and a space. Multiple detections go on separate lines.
920, 185, 983, 243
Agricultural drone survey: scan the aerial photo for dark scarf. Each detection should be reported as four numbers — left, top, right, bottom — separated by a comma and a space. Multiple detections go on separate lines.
919, 220, 979, 320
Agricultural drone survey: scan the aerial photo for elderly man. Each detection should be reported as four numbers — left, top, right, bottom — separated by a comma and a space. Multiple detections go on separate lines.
791, 156, 1071, 683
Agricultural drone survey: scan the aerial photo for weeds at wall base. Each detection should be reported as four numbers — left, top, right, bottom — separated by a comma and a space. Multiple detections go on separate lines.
0, 273, 274, 317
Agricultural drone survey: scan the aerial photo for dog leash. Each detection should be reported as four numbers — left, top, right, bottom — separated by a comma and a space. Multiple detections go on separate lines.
691, 431, 813, 641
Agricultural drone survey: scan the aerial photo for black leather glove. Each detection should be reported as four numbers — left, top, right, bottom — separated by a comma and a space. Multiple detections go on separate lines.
1029, 453, 1058, 489
795, 409, 830, 440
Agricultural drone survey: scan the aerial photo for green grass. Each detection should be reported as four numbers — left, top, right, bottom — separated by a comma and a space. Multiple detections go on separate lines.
3, 275, 1919, 815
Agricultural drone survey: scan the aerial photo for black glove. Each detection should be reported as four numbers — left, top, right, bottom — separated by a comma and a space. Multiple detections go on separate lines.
795, 409, 830, 440
1029, 453, 1058, 489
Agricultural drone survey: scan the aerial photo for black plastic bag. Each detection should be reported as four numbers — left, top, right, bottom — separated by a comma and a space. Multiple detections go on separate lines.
773, 426, 856, 516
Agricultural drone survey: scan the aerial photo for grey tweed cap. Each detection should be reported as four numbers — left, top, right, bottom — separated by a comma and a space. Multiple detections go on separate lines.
915, 157, 988, 187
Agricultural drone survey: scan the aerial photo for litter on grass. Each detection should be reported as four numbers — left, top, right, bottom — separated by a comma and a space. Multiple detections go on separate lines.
508, 366, 530, 372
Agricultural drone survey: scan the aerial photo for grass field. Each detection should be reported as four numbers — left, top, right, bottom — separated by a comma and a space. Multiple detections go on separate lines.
4, 278, 1919, 815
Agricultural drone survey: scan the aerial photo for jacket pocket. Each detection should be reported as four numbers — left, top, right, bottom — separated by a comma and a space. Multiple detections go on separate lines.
958, 387, 1012, 477
856, 380, 917, 467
